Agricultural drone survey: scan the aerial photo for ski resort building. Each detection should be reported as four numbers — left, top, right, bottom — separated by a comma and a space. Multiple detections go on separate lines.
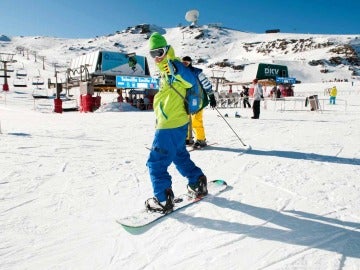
65, 50, 158, 112
68, 50, 151, 88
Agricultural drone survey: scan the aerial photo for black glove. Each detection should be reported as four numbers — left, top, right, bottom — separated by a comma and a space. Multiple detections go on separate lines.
209, 94, 217, 108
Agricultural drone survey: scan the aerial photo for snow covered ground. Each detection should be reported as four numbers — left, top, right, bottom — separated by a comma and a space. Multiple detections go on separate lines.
1, 84, 360, 269
1, 25, 360, 269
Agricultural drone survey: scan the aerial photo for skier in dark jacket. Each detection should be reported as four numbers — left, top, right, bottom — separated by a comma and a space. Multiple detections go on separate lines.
241, 85, 251, 108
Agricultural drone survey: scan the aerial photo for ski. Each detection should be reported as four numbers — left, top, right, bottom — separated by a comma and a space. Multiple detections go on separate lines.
187, 142, 218, 152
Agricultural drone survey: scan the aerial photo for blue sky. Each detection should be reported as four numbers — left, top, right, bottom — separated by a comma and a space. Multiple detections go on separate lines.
1, 0, 359, 38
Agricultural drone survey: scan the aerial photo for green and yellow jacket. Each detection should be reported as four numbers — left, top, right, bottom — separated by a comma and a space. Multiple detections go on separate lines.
153, 46, 196, 129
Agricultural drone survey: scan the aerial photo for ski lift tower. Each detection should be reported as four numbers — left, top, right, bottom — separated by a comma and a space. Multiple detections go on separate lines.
0, 52, 15, 91
210, 70, 227, 92
185, 10, 199, 27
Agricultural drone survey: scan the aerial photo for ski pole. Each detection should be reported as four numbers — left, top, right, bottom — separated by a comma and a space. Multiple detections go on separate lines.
215, 107, 247, 147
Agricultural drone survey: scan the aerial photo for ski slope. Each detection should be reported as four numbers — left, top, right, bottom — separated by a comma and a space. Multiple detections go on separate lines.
1, 25, 360, 269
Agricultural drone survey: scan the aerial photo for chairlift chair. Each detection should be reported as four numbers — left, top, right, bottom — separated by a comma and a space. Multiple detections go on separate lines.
13, 78, 27, 87
32, 88, 50, 99
32, 76, 44, 86
16, 68, 27, 77
61, 98, 79, 111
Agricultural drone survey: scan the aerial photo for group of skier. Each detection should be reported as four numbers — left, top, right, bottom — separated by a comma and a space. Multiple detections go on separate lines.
145, 32, 263, 213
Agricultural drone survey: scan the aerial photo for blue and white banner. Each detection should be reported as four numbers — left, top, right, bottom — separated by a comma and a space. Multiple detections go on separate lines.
116, 76, 159, 89
276, 76, 296, 84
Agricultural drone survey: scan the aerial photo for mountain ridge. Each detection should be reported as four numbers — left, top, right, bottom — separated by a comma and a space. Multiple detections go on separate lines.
1, 24, 359, 83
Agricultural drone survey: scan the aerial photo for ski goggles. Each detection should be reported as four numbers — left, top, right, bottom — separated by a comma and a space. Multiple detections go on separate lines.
149, 46, 169, 58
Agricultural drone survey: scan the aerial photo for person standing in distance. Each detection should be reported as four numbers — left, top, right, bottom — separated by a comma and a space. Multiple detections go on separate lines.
251, 78, 264, 119
241, 85, 251, 108
329, 85, 337, 104
182, 56, 217, 149
145, 33, 208, 213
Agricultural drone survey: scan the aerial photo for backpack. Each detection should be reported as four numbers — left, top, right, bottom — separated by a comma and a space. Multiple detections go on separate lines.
170, 60, 208, 115
186, 66, 211, 114
185, 77, 209, 114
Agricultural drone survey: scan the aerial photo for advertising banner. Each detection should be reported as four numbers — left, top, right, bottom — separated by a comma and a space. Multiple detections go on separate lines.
116, 76, 159, 89
101, 51, 146, 76
256, 63, 288, 80
276, 76, 296, 84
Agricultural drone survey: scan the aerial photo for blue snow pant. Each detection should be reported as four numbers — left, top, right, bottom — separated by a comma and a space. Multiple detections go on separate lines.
330, 96, 336, 104
146, 124, 204, 202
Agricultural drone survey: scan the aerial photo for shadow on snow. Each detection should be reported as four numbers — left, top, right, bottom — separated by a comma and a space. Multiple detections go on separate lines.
177, 197, 360, 259
205, 146, 360, 165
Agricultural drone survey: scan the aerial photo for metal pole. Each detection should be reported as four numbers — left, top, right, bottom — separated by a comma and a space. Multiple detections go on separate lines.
215, 107, 247, 146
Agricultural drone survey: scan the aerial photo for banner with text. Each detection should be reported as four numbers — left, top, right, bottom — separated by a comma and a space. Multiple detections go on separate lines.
116, 76, 159, 89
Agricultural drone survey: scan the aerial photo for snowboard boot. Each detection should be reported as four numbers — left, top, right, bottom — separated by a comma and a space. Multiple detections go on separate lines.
187, 175, 208, 198
145, 188, 175, 214
193, 140, 207, 149
186, 139, 194, 146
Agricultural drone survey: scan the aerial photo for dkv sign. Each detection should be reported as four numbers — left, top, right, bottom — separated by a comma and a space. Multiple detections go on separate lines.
256, 63, 288, 80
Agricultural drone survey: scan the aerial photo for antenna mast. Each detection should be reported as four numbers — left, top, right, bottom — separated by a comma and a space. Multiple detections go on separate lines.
185, 10, 200, 26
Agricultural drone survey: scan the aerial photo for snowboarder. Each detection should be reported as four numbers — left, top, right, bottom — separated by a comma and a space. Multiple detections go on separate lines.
251, 79, 264, 119
145, 33, 208, 213
181, 56, 217, 149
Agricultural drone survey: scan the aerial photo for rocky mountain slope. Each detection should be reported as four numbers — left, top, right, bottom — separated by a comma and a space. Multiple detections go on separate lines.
1, 24, 359, 83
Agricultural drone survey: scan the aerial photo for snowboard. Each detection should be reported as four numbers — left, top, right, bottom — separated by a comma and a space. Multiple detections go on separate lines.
116, 179, 228, 228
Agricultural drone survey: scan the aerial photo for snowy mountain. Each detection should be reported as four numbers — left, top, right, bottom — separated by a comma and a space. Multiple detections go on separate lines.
1, 25, 360, 270
1, 24, 359, 84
